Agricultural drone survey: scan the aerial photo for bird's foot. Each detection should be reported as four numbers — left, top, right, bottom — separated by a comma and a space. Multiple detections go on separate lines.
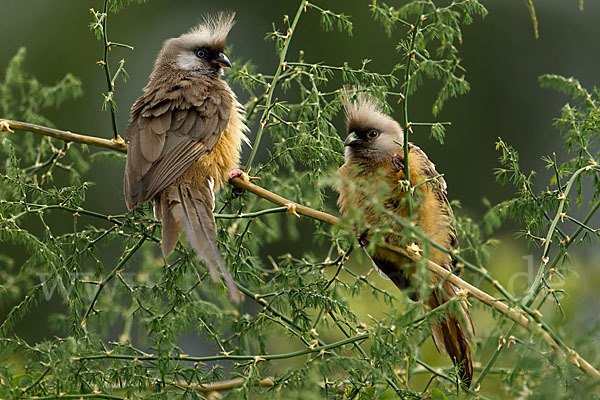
228, 169, 260, 197
228, 169, 249, 182
228, 169, 261, 182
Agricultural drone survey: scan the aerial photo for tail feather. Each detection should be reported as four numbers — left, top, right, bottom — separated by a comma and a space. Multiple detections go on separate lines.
160, 182, 240, 304
155, 193, 180, 257
426, 281, 473, 386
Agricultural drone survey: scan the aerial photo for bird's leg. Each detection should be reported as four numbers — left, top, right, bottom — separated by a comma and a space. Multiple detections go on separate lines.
228, 169, 260, 197
228, 169, 248, 197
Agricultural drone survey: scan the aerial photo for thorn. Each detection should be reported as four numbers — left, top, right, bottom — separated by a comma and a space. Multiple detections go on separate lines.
507, 335, 517, 348
497, 335, 506, 350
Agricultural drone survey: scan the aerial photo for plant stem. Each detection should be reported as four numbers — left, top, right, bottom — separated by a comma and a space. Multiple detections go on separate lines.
81, 236, 146, 330
523, 164, 600, 305
401, 14, 422, 218
474, 197, 600, 386
101, 0, 120, 140
76, 333, 369, 363
6, 117, 600, 379
21, 395, 124, 400
214, 206, 289, 219
244, 0, 306, 170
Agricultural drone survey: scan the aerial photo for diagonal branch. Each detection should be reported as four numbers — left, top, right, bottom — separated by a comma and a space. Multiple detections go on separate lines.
3, 117, 599, 378
229, 177, 600, 379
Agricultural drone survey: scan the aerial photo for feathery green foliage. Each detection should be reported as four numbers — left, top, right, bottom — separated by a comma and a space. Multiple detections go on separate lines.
1, 1, 599, 399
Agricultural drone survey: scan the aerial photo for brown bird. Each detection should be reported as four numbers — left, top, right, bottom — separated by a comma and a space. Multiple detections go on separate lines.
123, 13, 248, 303
336, 94, 474, 385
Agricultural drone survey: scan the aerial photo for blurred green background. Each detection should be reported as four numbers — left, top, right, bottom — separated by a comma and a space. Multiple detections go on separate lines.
1, 0, 600, 386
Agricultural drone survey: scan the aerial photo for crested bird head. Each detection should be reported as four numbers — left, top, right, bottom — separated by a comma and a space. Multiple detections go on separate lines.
154, 12, 236, 79
343, 93, 404, 161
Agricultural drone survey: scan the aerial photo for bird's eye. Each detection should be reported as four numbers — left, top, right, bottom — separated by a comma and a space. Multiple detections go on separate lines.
367, 130, 379, 138
196, 49, 207, 58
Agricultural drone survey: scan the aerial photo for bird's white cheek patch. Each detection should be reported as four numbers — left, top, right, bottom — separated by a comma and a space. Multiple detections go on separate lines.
177, 52, 198, 71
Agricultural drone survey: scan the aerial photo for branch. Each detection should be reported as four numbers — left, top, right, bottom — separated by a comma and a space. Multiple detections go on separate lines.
230, 177, 339, 225
4, 117, 599, 378
230, 177, 600, 379
0, 119, 127, 152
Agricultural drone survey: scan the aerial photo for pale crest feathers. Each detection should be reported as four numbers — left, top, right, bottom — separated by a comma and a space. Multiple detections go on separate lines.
344, 93, 403, 140
183, 12, 236, 49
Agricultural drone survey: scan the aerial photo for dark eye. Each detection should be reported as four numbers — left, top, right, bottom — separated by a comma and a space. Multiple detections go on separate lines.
367, 130, 379, 138
196, 49, 207, 58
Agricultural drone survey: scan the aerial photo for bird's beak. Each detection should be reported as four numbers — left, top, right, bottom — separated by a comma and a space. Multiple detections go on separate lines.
344, 131, 363, 147
214, 53, 232, 68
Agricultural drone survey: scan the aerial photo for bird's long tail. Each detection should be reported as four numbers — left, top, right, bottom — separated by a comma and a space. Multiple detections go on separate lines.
155, 182, 240, 304
425, 281, 473, 386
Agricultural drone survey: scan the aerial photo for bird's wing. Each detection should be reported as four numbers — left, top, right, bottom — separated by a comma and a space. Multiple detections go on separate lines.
124, 78, 232, 209
410, 145, 475, 337
408, 145, 460, 268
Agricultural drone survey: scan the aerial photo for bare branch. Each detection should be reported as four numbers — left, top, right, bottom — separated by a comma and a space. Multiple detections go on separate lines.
4, 117, 599, 379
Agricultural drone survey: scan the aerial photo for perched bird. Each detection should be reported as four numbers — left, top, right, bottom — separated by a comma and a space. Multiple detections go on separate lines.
336, 94, 474, 385
123, 13, 248, 303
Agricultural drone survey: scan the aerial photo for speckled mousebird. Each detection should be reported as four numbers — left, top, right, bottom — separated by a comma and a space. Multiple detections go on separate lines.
123, 12, 248, 303
336, 94, 474, 385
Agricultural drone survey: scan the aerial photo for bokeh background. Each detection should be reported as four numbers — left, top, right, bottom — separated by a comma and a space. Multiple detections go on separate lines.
2, 0, 600, 391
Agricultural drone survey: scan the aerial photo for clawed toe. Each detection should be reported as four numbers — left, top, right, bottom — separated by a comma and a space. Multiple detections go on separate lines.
228, 168, 245, 181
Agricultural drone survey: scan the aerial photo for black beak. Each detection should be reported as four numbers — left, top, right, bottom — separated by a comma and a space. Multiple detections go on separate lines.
344, 131, 363, 147
214, 53, 232, 68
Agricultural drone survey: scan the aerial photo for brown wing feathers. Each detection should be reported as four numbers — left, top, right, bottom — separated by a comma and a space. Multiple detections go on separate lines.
124, 69, 241, 303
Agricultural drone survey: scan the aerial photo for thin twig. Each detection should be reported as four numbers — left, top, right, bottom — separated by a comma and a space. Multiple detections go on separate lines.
244, 0, 306, 169
401, 13, 423, 218
99, 0, 120, 140
5, 118, 600, 379
75, 333, 369, 363
178, 377, 275, 393
81, 236, 146, 329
